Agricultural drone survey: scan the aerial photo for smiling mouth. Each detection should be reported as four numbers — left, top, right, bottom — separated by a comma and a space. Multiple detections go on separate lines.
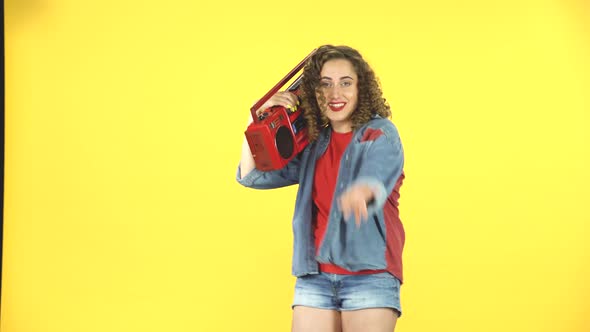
328, 102, 346, 112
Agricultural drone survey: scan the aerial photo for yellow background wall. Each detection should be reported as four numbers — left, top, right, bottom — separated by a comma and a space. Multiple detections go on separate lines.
3, 0, 589, 331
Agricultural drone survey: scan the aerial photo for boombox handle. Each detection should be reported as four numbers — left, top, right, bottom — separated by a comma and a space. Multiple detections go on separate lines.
250, 49, 317, 123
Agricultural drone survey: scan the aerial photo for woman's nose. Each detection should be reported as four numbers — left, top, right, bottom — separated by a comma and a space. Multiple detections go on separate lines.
327, 85, 341, 99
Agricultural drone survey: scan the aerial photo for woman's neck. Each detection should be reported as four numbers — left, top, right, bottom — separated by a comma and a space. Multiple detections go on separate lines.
330, 121, 352, 133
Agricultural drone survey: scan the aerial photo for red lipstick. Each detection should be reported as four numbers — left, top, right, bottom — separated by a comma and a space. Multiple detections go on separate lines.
328, 102, 346, 112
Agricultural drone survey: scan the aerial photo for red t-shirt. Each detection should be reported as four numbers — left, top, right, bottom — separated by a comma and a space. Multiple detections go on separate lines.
312, 130, 388, 275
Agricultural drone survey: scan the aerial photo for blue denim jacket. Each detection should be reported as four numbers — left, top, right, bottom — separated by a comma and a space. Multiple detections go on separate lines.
236, 116, 404, 277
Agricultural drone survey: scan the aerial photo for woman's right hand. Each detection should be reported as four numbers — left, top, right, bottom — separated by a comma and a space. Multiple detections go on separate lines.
254, 91, 299, 117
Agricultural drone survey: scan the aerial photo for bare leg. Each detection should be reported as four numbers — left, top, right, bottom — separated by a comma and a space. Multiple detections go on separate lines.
341, 308, 398, 332
292, 306, 342, 332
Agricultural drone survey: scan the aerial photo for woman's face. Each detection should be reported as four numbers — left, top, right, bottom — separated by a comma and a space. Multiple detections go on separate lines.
317, 58, 358, 133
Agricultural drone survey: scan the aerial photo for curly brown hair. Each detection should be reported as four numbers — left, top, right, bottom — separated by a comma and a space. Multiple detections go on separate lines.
299, 45, 391, 142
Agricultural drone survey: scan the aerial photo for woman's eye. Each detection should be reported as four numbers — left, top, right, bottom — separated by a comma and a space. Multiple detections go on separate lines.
341, 81, 352, 87
320, 82, 332, 88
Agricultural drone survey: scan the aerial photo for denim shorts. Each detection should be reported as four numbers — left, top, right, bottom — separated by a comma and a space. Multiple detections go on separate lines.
292, 272, 401, 315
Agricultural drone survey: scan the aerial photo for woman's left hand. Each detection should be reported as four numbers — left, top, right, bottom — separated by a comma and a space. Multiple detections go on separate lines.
338, 184, 375, 227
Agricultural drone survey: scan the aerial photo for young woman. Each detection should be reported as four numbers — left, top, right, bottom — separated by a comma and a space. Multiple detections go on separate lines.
237, 45, 405, 332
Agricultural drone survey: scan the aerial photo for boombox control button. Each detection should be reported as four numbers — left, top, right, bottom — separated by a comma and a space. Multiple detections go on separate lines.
259, 112, 269, 121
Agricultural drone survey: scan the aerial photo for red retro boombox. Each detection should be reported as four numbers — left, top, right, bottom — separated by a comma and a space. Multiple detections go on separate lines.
245, 50, 317, 171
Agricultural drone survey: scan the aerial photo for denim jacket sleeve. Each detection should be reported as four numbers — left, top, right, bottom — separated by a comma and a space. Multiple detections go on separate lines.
235, 153, 301, 189
345, 121, 404, 218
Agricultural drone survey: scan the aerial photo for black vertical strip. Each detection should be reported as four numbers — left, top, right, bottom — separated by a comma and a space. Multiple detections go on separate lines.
1, 0, 5, 308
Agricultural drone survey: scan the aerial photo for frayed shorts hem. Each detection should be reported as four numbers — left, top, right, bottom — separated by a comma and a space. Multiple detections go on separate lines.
292, 272, 402, 316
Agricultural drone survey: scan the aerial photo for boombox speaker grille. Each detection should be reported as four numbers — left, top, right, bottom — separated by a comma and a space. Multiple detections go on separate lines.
275, 126, 294, 159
